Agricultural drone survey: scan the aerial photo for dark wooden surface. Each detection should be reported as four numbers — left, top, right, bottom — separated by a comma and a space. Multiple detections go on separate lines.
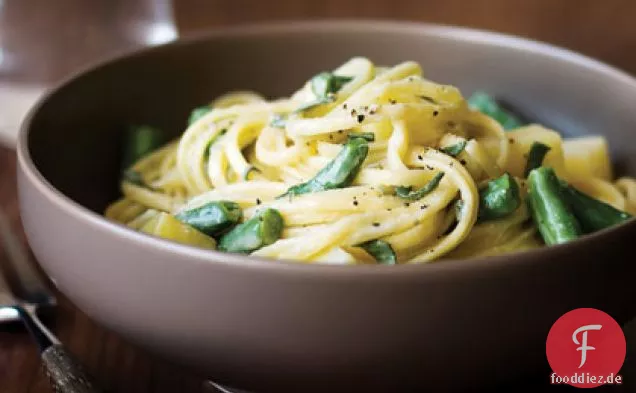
1, 1, 636, 392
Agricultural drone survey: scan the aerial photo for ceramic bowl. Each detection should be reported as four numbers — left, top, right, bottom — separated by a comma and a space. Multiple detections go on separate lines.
17, 21, 636, 392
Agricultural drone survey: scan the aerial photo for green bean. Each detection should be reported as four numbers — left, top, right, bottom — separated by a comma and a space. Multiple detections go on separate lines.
188, 106, 212, 126
218, 208, 284, 253
395, 172, 445, 201
280, 137, 369, 197
467, 91, 525, 131
121, 125, 163, 170
358, 240, 397, 265
560, 182, 632, 233
524, 142, 551, 177
527, 167, 582, 245
440, 141, 467, 157
478, 173, 521, 222
175, 201, 242, 237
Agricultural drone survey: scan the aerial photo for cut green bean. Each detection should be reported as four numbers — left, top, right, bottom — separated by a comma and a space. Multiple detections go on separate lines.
467, 92, 525, 131
358, 240, 397, 265
560, 182, 632, 233
218, 208, 284, 253
524, 142, 551, 177
478, 173, 521, 222
395, 172, 445, 201
188, 106, 212, 126
280, 137, 369, 197
527, 167, 582, 245
440, 140, 467, 157
175, 201, 242, 237
121, 125, 164, 170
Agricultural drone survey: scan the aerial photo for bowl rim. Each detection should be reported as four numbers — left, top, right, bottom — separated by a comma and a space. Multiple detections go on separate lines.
17, 19, 636, 276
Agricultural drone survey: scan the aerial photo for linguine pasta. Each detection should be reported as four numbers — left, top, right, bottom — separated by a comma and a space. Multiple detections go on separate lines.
105, 58, 635, 264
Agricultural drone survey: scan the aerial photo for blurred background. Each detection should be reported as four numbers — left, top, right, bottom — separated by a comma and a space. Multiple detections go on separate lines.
3, 0, 636, 144
1, 1, 635, 392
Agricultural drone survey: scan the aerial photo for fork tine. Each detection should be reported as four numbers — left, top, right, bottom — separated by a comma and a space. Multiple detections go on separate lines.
0, 209, 55, 304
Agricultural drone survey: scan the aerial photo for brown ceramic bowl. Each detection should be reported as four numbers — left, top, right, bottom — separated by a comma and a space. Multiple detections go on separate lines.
17, 21, 636, 392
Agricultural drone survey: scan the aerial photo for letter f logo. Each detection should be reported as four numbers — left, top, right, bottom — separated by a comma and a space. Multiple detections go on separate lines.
572, 324, 602, 368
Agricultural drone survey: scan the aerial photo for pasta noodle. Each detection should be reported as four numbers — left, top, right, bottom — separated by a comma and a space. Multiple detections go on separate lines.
105, 57, 635, 265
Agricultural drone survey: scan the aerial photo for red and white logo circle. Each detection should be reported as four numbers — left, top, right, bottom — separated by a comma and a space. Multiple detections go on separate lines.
546, 308, 626, 388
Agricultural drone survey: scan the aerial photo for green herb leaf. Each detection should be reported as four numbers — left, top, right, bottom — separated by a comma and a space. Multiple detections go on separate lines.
311, 72, 353, 99
395, 172, 445, 201
188, 106, 212, 126
358, 240, 397, 265
440, 140, 467, 157
347, 132, 375, 142
524, 142, 551, 177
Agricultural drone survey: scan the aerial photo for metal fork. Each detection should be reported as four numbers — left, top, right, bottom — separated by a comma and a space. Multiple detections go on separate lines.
0, 209, 101, 393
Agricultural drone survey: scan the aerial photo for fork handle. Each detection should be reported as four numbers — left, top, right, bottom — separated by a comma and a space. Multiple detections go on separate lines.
42, 344, 102, 393
16, 306, 102, 393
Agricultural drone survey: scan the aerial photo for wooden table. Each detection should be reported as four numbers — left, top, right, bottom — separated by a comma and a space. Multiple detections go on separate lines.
1, 1, 636, 392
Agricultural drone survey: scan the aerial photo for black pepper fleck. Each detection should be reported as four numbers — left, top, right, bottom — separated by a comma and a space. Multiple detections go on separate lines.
353, 200, 359, 206
426, 165, 434, 170
351, 109, 357, 116
509, 138, 515, 144
256, 198, 262, 205
338, 130, 344, 134
417, 155, 423, 160
343, 103, 348, 109
357, 114, 365, 123
372, 222, 380, 227
389, 99, 397, 105
460, 159, 467, 165
420, 204, 428, 209
433, 110, 439, 117
329, 134, 334, 140
404, 202, 410, 207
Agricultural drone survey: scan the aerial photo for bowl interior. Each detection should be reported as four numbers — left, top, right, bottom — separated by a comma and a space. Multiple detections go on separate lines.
24, 21, 636, 214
